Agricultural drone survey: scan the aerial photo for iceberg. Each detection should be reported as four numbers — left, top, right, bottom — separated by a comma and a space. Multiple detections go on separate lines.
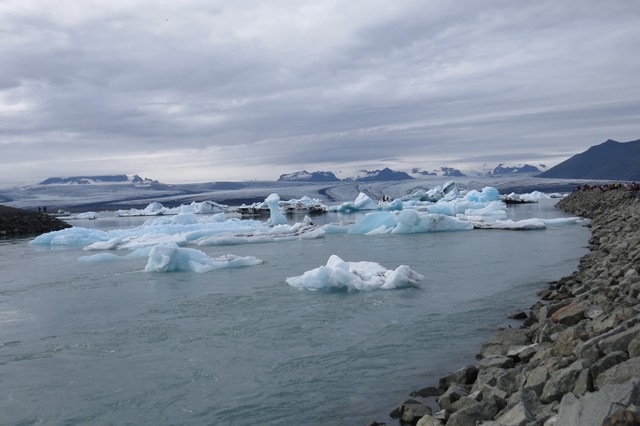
31, 206, 323, 251
286, 255, 424, 291
265, 193, 288, 226
328, 192, 380, 213
323, 210, 473, 235
393, 210, 474, 233
116, 201, 229, 217
145, 243, 263, 273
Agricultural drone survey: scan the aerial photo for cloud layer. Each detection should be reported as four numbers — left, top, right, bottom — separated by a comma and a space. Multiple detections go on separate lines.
2, 0, 639, 184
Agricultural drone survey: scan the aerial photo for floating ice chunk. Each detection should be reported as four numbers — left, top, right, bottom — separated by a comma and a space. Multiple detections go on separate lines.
348, 212, 397, 235
31, 227, 111, 248
329, 192, 380, 213
116, 201, 229, 216
145, 243, 263, 273
542, 217, 589, 226
78, 253, 124, 262
265, 193, 288, 226
286, 255, 424, 291
381, 198, 403, 211
473, 219, 547, 230
465, 187, 501, 202
393, 210, 473, 233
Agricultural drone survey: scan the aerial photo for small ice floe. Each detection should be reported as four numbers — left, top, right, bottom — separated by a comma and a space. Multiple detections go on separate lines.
144, 243, 263, 273
472, 217, 588, 230
285, 254, 424, 291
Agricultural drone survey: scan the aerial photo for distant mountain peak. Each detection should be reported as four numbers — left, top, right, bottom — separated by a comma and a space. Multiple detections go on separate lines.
277, 170, 341, 182
491, 164, 545, 175
356, 167, 413, 182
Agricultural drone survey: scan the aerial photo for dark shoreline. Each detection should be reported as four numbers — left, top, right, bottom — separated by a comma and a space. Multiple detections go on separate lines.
0, 205, 71, 237
386, 189, 640, 425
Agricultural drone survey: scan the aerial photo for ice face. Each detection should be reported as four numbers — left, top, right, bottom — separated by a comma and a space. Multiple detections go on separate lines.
144, 242, 263, 273
285, 254, 424, 291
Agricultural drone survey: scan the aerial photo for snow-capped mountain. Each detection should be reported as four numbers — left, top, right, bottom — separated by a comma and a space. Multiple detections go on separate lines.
277, 171, 341, 183
487, 164, 547, 175
354, 168, 413, 182
411, 167, 466, 177
39, 174, 159, 185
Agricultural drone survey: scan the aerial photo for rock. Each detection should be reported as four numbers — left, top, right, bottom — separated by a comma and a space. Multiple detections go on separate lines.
523, 365, 550, 396
598, 324, 640, 355
555, 378, 640, 426
550, 302, 587, 326
572, 368, 593, 396
438, 365, 478, 389
410, 386, 443, 398
508, 310, 528, 320
479, 328, 530, 358
445, 399, 499, 426
416, 415, 443, 426
628, 334, 640, 357
595, 357, 640, 390
478, 356, 514, 370
590, 351, 629, 381
506, 343, 539, 363
389, 398, 431, 424
540, 359, 589, 403
494, 390, 540, 426
437, 386, 469, 409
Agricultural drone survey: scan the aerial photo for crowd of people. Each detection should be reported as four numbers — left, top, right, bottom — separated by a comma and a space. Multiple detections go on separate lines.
575, 182, 640, 198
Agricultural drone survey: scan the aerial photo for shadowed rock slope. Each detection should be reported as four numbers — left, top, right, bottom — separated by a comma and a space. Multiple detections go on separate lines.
0, 205, 71, 237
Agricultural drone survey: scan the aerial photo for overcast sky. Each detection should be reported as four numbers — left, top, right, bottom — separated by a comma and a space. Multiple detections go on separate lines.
1, 0, 639, 185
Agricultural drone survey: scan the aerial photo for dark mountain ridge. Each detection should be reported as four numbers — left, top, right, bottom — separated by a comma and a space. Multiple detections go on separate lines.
539, 139, 640, 181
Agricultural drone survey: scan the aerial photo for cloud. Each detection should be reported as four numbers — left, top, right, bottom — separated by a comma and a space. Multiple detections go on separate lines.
1, 0, 639, 185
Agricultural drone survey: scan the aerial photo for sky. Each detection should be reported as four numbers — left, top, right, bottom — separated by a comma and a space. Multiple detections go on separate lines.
1, 0, 640, 186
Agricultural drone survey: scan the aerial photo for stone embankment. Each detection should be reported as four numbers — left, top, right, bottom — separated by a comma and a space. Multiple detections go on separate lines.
0, 205, 71, 236
387, 189, 640, 426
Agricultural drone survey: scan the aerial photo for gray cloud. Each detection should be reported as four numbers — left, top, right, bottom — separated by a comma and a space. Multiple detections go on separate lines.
1, 0, 639, 185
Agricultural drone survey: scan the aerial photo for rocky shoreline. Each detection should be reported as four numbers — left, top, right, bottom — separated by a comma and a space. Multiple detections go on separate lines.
0, 205, 72, 237
386, 189, 640, 426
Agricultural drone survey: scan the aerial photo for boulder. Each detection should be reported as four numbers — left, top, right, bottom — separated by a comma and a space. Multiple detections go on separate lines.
438, 365, 478, 389
445, 399, 499, 426
550, 303, 587, 326
541, 359, 590, 403
590, 351, 629, 381
597, 324, 640, 355
555, 378, 640, 426
437, 386, 469, 410
389, 399, 431, 425
523, 365, 549, 396
416, 415, 443, 426
595, 357, 640, 390
479, 328, 530, 358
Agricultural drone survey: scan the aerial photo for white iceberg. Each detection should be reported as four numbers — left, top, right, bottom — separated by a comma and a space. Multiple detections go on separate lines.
265, 193, 288, 226
393, 210, 474, 233
145, 243, 263, 273
328, 192, 381, 213
323, 210, 473, 235
286, 255, 424, 291
116, 201, 229, 217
